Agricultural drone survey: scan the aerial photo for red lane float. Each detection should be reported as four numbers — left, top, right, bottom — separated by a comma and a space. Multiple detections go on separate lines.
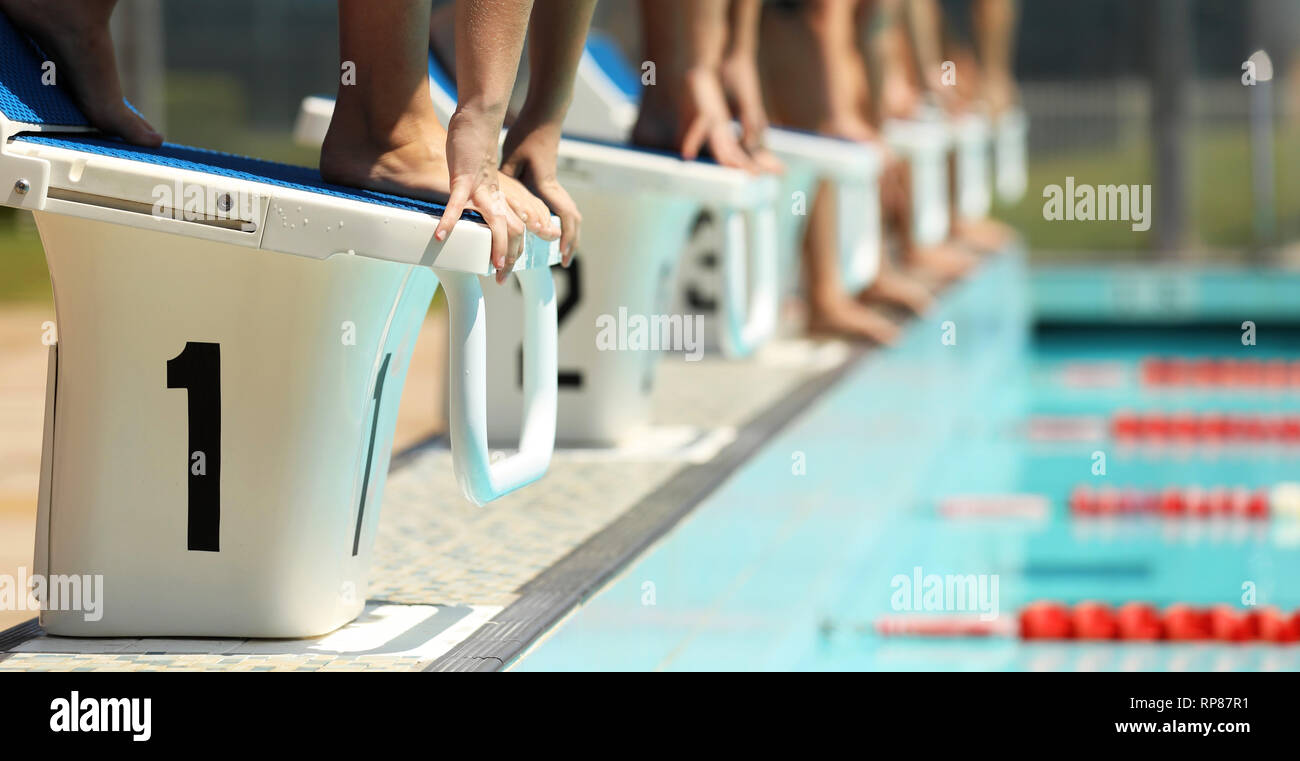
1112, 411, 1300, 444
1140, 357, 1300, 390
875, 602, 1300, 643
1068, 484, 1271, 520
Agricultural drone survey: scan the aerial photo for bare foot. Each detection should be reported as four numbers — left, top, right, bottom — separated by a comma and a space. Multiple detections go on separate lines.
953, 217, 1017, 253
906, 242, 979, 283
881, 72, 923, 122
821, 116, 879, 144
321, 110, 555, 261
320, 115, 455, 204
1, 0, 161, 146
858, 265, 935, 316
749, 146, 785, 175
808, 295, 901, 345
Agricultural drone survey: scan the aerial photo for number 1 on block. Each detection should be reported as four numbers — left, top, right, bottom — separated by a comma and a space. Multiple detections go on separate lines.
167, 341, 221, 552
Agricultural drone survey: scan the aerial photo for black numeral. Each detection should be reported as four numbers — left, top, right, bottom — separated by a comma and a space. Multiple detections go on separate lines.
518, 257, 584, 389
167, 342, 221, 552
684, 210, 719, 312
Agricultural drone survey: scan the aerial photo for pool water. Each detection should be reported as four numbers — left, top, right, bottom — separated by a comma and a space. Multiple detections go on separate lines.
514, 257, 1300, 671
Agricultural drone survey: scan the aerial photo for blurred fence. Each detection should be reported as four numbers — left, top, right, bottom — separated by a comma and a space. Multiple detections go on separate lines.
1010, 72, 1300, 256
1023, 77, 1299, 158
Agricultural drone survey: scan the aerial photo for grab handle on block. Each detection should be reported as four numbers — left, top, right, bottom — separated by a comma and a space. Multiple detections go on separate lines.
836, 179, 882, 294
437, 266, 557, 506
718, 205, 779, 359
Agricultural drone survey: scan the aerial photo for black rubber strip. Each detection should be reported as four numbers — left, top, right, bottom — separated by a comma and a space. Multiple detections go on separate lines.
0, 618, 41, 659
425, 345, 871, 672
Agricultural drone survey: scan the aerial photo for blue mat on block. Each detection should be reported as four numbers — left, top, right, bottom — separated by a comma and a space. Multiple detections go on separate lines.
16, 134, 483, 221
0, 12, 86, 127
584, 32, 642, 101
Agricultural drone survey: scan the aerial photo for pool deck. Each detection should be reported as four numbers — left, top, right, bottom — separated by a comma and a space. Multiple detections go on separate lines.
0, 270, 918, 670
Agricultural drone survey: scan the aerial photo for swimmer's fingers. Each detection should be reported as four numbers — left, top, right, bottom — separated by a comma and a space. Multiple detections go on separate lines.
535, 178, 581, 265
470, 186, 526, 284
435, 177, 473, 244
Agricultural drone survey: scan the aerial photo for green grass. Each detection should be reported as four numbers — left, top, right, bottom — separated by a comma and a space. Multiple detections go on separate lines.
996, 125, 1300, 255
0, 216, 50, 304
162, 72, 321, 167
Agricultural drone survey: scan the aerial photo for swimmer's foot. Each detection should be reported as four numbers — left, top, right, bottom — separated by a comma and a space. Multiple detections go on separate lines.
808, 295, 902, 345
858, 265, 935, 316
320, 114, 455, 204
629, 106, 679, 155
953, 217, 1017, 254
321, 111, 554, 235
749, 146, 786, 175
905, 242, 979, 283
0, 0, 161, 146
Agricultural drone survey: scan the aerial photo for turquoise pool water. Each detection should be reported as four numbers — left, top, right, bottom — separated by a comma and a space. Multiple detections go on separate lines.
515, 257, 1300, 671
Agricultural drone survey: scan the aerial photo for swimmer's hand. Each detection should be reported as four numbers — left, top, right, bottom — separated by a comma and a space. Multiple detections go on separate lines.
436, 103, 529, 284
678, 68, 758, 172
501, 117, 580, 266
719, 53, 783, 175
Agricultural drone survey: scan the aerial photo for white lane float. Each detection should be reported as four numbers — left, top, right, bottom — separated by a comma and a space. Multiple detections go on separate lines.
0, 12, 559, 638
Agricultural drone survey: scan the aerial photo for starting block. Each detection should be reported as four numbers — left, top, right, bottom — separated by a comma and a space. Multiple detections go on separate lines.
296, 49, 778, 445
569, 34, 886, 317
0, 12, 559, 637
565, 33, 792, 359
951, 113, 993, 223
994, 107, 1029, 204
883, 115, 953, 247
763, 128, 884, 296
494, 136, 776, 444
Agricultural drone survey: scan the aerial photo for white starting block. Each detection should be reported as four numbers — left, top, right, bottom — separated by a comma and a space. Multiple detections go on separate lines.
295, 50, 779, 445
431, 48, 781, 362
883, 115, 953, 247
565, 34, 795, 359
994, 107, 1029, 204
567, 33, 893, 349
567, 32, 643, 143
951, 113, 993, 222
494, 137, 776, 444
0, 12, 559, 638
763, 128, 884, 296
